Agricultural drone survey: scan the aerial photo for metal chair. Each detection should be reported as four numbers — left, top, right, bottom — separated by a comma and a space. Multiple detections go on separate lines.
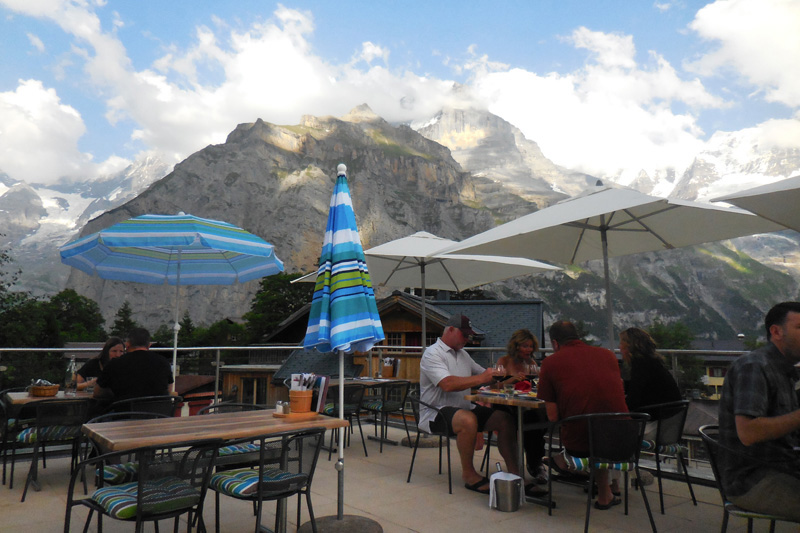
406, 391, 455, 494
699, 425, 800, 533
64, 438, 221, 533
322, 383, 368, 459
13, 398, 90, 502
544, 412, 656, 533
197, 402, 273, 470
208, 427, 326, 533
638, 400, 696, 513
1, 387, 31, 486
362, 380, 411, 453
108, 395, 183, 417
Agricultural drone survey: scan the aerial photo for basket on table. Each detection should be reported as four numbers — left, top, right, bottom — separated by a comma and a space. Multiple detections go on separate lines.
29, 384, 59, 397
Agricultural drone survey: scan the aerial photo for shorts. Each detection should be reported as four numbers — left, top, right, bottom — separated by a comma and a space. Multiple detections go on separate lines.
430, 404, 495, 435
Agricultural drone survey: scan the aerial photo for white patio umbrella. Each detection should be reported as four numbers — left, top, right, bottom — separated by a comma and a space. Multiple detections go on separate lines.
364, 231, 560, 346
713, 175, 800, 231
437, 186, 783, 346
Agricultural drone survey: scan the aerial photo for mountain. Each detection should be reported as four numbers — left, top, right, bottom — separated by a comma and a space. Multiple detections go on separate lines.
0, 156, 170, 295
53, 105, 800, 341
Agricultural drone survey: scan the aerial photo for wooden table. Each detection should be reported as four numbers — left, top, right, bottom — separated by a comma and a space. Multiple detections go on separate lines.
83, 410, 348, 533
465, 392, 553, 508
4, 390, 93, 408
83, 409, 348, 453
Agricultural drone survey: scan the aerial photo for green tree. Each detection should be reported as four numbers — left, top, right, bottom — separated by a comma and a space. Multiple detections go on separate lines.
109, 301, 140, 337
243, 273, 314, 342
46, 289, 106, 341
152, 324, 173, 346
648, 320, 703, 391
0, 237, 29, 312
178, 310, 196, 346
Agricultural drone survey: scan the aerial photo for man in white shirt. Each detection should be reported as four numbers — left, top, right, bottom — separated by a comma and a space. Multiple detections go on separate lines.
420, 314, 519, 494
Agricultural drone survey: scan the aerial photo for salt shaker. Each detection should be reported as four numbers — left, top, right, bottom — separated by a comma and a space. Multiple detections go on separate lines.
276, 401, 284, 414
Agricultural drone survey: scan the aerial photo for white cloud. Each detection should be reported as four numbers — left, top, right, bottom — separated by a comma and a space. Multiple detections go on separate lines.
0, 79, 92, 183
356, 42, 389, 65
26, 32, 45, 53
687, 0, 800, 107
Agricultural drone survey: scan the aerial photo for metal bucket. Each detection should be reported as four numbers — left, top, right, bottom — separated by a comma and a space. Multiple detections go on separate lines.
494, 476, 522, 512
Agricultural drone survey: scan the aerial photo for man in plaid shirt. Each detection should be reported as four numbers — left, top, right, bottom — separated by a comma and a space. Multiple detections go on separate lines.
718, 302, 800, 520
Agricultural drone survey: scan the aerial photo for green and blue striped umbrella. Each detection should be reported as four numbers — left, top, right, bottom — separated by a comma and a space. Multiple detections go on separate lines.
59, 213, 283, 285
303, 165, 384, 354
303, 164, 383, 523
60, 213, 284, 385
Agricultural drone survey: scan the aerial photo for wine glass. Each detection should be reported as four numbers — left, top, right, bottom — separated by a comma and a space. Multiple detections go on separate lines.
492, 363, 506, 383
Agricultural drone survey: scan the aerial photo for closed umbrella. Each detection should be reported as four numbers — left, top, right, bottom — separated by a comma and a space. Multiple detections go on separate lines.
713, 176, 800, 232
438, 186, 782, 346
59, 213, 284, 389
303, 164, 384, 529
365, 231, 559, 346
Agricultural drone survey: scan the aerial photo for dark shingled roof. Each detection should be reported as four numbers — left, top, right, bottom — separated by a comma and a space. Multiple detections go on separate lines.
272, 350, 364, 385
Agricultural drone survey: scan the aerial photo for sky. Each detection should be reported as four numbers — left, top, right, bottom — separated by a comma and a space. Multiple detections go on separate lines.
1, 0, 799, 187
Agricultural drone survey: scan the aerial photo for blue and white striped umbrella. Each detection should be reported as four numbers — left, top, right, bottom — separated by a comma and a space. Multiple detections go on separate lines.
303, 164, 383, 523
59, 213, 283, 285
303, 165, 384, 354
60, 213, 284, 385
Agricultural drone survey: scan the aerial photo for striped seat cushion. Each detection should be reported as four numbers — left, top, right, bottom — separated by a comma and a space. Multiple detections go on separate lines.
210, 467, 308, 497
641, 440, 684, 454
16, 425, 81, 444
98, 462, 139, 485
91, 477, 200, 520
322, 403, 360, 416
218, 442, 261, 457
362, 400, 401, 412
563, 452, 635, 472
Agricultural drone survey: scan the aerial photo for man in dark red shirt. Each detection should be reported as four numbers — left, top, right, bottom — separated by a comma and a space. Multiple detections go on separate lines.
537, 320, 628, 509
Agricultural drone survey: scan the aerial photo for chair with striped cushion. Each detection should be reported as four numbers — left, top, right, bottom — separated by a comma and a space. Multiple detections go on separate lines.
108, 395, 183, 417
638, 400, 696, 514
209, 428, 326, 533
544, 412, 656, 533
699, 425, 800, 533
80, 411, 172, 489
322, 383, 368, 459
406, 391, 456, 494
1, 387, 31, 487
64, 438, 221, 533
197, 402, 276, 470
13, 398, 89, 502
361, 380, 411, 453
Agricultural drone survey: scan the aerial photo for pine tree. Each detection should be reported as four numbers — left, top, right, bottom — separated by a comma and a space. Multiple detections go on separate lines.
109, 301, 140, 337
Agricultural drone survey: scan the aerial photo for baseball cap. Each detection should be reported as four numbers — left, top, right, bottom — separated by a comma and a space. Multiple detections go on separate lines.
446, 314, 476, 338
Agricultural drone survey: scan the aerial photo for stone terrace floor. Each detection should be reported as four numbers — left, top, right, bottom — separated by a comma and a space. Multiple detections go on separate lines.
1, 424, 796, 532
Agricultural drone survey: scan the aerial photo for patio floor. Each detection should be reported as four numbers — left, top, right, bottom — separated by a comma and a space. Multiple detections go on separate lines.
1, 424, 794, 532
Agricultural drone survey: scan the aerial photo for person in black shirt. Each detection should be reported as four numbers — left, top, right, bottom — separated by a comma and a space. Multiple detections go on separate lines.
94, 328, 174, 401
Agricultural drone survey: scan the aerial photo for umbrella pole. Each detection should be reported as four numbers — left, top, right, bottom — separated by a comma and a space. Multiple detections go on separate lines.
337, 352, 345, 520
420, 262, 426, 348
601, 224, 615, 349
172, 248, 182, 389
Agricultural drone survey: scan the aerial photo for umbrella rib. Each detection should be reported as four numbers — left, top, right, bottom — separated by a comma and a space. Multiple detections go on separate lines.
569, 221, 590, 264
619, 207, 676, 249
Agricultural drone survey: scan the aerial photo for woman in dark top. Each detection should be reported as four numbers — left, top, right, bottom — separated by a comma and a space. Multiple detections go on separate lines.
620, 327, 682, 439
77, 336, 124, 391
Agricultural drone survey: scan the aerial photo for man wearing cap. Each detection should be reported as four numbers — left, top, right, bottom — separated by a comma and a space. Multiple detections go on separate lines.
419, 314, 519, 494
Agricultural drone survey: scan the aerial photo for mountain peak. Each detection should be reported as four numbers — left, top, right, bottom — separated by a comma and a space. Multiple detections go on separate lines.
343, 104, 381, 123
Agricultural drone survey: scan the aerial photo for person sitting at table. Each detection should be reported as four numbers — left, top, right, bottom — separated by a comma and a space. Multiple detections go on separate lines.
537, 320, 628, 510
493, 329, 548, 488
94, 327, 174, 402
76, 336, 124, 391
717, 302, 800, 521
620, 327, 681, 440
419, 314, 520, 495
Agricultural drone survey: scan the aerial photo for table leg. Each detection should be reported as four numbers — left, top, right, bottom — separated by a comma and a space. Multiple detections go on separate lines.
520, 409, 555, 508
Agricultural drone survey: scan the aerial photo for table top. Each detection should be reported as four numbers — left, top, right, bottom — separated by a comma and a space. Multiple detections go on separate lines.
342, 377, 409, 387
465, 392, 546, 409
4, 390, 94, 405
83, 409, 349, 452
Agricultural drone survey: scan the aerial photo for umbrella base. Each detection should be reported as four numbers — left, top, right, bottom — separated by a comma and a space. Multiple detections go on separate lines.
299, 515, 382, 533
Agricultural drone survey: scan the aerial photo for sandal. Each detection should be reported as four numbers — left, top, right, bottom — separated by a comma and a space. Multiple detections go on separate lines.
464, 476, 491, 494
594, 496, 622, 510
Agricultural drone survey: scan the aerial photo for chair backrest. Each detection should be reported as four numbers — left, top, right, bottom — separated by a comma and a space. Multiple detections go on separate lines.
407, 390, 452, 437
35, 398, 90, 430
642, 400, 690, 446
109, 395, 182, 417
327, 383, 366, 408
698, 425, 728, 502
380, 380, 410, 408
197, 402, 267, 415
581, 412, 649, 463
